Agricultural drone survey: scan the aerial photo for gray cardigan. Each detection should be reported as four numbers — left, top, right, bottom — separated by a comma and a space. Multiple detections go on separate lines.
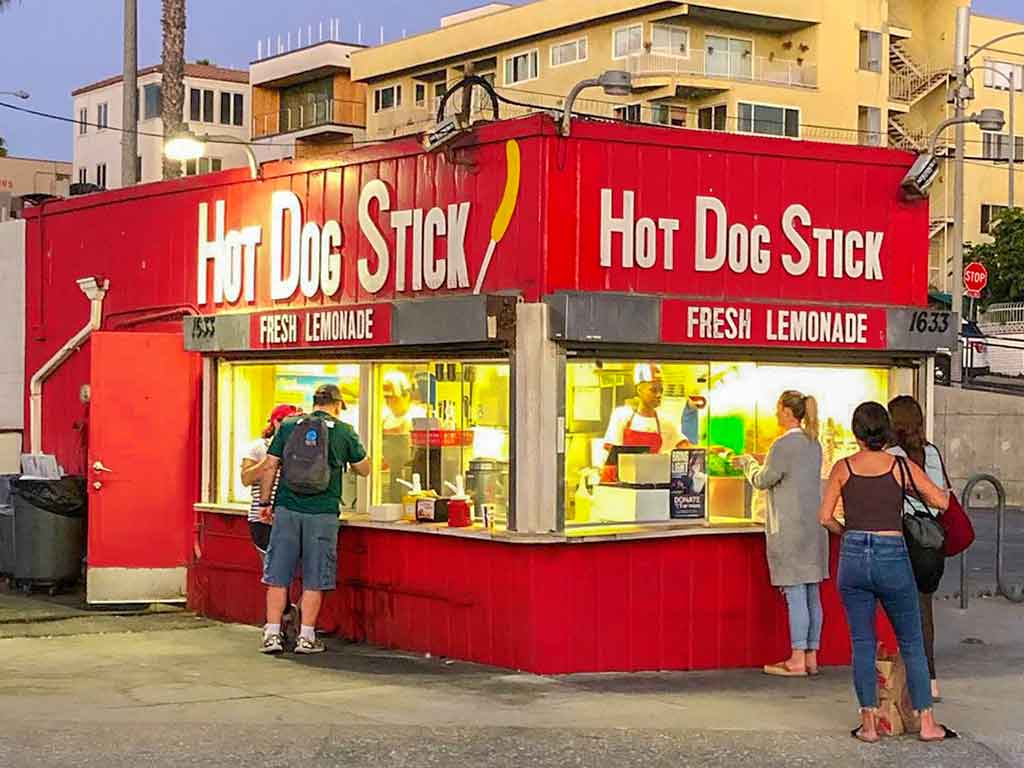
744, 430, 829, 587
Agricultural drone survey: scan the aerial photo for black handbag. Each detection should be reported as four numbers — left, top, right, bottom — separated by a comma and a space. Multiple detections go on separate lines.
895, 456, 946, 594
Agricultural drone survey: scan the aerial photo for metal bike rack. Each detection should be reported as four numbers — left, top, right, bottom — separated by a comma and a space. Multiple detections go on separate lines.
959, 473, 1024, 608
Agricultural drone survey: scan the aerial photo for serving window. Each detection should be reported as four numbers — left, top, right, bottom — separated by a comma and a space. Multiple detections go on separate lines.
564, 358, 912, 530
212, 356, 511, 527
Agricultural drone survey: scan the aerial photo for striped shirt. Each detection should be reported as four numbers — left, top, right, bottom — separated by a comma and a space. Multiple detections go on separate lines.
246, 438, 281, 523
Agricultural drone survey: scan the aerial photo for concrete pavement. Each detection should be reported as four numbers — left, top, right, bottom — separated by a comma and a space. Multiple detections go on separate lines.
0, 595, 1021, 767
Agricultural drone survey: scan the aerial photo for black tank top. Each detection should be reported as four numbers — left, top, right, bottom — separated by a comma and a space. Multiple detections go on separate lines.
840, 458, 904, 532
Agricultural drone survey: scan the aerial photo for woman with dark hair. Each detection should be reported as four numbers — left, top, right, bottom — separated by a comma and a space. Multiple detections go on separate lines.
819, 402, 957, 743
737, 390, 828, 677
887, 395, 949, 701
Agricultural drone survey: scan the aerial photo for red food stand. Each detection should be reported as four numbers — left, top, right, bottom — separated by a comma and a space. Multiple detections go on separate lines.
22, 114, 951, 673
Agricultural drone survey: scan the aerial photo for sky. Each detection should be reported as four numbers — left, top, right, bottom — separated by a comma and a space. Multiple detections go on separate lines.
0, 0, 1022, 161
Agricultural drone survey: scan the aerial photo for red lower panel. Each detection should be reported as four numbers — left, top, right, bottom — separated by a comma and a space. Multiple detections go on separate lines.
191, 514, 904, 673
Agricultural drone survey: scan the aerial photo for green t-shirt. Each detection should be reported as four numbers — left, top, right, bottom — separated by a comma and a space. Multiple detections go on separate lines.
268, 411, 367, 515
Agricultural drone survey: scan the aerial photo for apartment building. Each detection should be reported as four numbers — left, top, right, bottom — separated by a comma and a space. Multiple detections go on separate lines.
349, 0, 1024, 293
0, 155, 72, 220
72, 63, 250, 189
250, 40, 368, 161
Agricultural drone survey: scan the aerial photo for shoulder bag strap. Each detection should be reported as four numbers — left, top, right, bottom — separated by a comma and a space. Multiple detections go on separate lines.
930, 442, 953, 490
896, 455, 928, 516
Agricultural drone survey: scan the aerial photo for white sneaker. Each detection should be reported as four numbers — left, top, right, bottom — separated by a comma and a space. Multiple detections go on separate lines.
260, 633, 284, 654
294, 636, 325, 655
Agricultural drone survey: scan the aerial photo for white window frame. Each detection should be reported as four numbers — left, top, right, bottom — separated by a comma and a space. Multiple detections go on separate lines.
981, 203, 1009, 234
614, 102, 643, 123
96, 162, 107, 189
550, 37, 589, 68
651, 23, 690, 59
414, 82, 427, 107
697, 103, 729, 132
858, 30, 883, 73
612, 23, 644, 60
96, 102, 108, 131
78, 107, 88, 135
373, 84, 403, 113
737, 101, 801, 139
858, 105, 882, 147
982, 130, 1024, 162
77, 167, 87, 184
705, 34, 755, 78
503, 49, 540, 86
142, 83, 162, 121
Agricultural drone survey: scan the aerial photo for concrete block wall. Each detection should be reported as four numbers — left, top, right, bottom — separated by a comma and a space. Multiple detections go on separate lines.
933, 387, 1024, 506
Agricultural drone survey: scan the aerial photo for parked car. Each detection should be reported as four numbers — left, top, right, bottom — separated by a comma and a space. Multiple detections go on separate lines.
934, 320, 990, 385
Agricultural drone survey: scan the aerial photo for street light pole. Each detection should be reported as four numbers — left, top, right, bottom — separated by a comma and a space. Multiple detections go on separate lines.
951, 6, 970, 388
121, 0, 138, 187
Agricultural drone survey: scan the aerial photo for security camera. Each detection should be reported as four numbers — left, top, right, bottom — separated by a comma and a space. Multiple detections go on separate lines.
901, 154, 939, 200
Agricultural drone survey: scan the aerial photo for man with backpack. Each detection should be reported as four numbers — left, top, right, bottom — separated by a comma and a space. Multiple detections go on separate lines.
256, 384, 371, 654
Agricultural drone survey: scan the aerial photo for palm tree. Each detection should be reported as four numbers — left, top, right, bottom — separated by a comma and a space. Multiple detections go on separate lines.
161, 0, 186, 179
0, 137, 7, 158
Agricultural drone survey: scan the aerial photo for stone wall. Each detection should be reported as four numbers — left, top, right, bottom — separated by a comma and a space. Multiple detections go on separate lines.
933, 386, 1024, 506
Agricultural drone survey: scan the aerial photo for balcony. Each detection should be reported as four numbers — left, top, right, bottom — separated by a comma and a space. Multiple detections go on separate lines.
625, 50, 818, 89
253, 98, 366, 138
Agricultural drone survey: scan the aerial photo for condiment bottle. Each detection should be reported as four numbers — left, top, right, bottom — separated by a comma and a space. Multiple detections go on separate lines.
397, 473, 425, 522
445, 475, 472, 528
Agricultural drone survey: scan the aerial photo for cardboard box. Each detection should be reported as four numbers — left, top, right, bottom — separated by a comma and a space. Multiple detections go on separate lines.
591, 485, 670, 523
618, 454, 671, 485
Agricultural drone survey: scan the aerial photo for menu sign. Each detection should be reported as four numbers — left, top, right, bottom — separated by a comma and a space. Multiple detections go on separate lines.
249, 304, 391, 350
670, 449, 707, 520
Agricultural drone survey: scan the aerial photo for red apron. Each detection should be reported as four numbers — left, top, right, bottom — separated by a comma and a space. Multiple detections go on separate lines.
601, 411, 663, 483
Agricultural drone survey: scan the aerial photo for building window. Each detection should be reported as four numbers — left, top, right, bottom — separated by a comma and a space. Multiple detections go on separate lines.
184, 157, 223, 176
984, 60, 1024, 91
859, 30, 882, 72
614, 104, 642, 123
97, 102, 109, 130
698, 104, 728, 131
78, 107, 88, 135
374, 84, 402, 113
143, 84, 162, 120
136, 155, 142, 180
415, 83, 427, 107
95, 163, 107, 189
434, 82, 447, 105
190, 88, 215, 122
738, 102, 800, 138
613, 24, 643, 59
982, 131, 1024, 161
551, 37, 588, 67
217, 92, 245, 126
858, 106, 882, 146
504, 50, 539, 85
981, 203, 1009, 234
706, 35, 753, 78
77, 167, 87, 184
651, 24, 689, 57
652, 104, 686, 127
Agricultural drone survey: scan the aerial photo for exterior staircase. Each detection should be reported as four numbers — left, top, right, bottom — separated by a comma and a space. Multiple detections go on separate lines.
890, 39, 950, 105
888, 112, 928, 152
930, 217, 953, 239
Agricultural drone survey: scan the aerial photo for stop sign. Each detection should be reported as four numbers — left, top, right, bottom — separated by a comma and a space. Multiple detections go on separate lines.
965, 262, 988, 297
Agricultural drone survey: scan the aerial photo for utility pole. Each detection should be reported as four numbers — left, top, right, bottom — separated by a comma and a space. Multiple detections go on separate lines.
951, 6, 970, 388
121, 0, 138, 187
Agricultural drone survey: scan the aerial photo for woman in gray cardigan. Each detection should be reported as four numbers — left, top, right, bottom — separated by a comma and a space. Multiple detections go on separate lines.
738, 390, 829, 677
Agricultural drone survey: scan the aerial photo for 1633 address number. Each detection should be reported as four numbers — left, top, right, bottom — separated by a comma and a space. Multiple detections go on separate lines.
908, 311, 950, 335
190, 316, 217, 340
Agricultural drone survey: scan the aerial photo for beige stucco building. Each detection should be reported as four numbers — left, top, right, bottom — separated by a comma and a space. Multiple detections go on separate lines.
0, 155, 72, 220
348, 0, 1023, 294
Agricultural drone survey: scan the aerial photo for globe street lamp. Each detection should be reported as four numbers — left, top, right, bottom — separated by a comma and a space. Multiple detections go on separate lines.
560, 71, 633, 136
0, 90, 29, 99
163, 128, 259, 180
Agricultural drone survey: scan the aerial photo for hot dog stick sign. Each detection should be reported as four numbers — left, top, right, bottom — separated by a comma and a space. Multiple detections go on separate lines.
195, 140, 523, 306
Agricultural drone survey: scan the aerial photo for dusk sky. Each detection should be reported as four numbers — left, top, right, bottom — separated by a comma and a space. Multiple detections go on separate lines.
1, 0, 1022, 161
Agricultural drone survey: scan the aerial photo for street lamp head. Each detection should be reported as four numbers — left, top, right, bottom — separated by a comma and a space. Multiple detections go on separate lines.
164, 130, 205, 162
596, 70, 632, 96
12, 90, 29, 100
974, 108, 1006, 133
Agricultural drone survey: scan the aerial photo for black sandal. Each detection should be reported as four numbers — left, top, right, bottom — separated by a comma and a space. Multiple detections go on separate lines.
920, 725, 959, 742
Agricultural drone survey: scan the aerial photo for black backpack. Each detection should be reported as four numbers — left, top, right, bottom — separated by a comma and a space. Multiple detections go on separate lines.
280, 417, 332, 495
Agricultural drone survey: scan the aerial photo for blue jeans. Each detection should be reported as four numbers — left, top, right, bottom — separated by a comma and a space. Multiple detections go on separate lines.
838, 532, 933, 712
782, 583, 823, 651
263, 507, 340, 592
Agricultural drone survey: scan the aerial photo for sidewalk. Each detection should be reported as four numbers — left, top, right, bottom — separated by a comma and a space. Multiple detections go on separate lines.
0, 595, 1021, 767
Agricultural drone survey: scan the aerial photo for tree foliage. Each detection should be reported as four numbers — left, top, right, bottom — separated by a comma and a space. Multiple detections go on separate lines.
966, 207, 1024, 305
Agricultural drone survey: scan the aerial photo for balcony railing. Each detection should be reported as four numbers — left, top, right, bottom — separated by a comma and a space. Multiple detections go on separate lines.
253, 98, 366, 138
625, 51, 818, 89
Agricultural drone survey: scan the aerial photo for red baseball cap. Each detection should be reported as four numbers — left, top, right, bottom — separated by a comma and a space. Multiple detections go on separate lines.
268, 404, 300, 425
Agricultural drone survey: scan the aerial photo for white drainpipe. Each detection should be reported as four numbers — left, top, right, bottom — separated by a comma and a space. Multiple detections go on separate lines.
29, 277, 109, 454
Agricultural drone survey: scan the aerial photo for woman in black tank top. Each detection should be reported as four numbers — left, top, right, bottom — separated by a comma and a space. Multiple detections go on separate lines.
818, 402, 955, 743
